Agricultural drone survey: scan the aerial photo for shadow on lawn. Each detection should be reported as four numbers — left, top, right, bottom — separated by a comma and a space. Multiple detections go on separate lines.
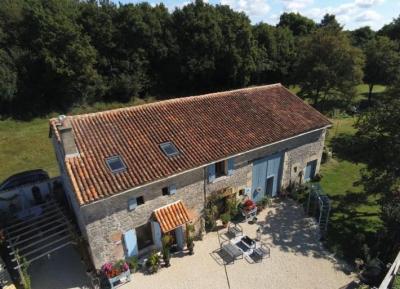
330, 133, 370, 164
326, 189, 381, 264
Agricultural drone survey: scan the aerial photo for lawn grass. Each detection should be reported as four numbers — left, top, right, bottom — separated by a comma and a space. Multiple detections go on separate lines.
0, 118, 58, 181
319, 117, 382, 260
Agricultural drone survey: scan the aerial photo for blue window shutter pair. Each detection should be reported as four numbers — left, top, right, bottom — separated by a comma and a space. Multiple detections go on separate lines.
128, 198, 137, 211
169, 184, 177, 195
227, 158, 234, 176
207, 157, 235, 182
124, 229, 138, 257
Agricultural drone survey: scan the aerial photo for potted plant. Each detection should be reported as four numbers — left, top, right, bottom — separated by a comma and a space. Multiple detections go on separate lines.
146, 250, 160, 274
161, 235, 172, 267
101, 260, 130, 287
126, 256, 139, 273
186, 223, 195, 255
220, 212, 231, 227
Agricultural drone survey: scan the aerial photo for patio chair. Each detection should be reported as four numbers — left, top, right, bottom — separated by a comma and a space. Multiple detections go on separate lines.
228, 223, 243, 238
252, 242, 270, 263
220, 240, 243, 263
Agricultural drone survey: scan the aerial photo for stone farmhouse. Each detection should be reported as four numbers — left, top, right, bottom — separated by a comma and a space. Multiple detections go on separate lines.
49, 83, 331, 269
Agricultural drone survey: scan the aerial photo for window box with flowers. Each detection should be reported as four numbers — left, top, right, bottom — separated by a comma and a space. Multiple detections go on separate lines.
101, 260, 131, 289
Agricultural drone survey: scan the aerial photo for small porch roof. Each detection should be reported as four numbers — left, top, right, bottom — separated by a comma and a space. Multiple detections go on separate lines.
154, 200, 192, 233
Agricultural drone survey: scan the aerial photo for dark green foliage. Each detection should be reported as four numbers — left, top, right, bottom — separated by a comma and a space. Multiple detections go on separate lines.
252, 24, 296, 84
363, 36, 400, 103
277, 12, 315, 36
379, 15, 400, 43
351, 26, 375, 48
356, 82, 400, 263
318, 14, 342, 31
172, 0, 255, 93
0, 1, 398, 119
295, 28, 364, 111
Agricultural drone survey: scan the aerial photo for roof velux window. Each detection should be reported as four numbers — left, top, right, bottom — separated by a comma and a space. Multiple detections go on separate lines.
106, 155, 126, 173
160, 141, 180, 157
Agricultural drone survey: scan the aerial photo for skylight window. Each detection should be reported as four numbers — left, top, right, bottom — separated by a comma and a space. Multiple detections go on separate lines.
106, 155, 126, 173
160, 141, 180, 157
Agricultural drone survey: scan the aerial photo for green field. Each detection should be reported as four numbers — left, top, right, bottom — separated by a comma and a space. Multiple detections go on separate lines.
0, 97, 154, 181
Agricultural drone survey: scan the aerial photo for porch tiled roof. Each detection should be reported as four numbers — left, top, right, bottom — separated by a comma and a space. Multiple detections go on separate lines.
154, 201, 192, 233
50, 83, 331, 205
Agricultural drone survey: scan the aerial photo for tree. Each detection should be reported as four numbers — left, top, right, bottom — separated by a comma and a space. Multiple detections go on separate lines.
351, 26, 375, 48
363, 36, 400, 104
318, 14, 342, 31
277, 12, 315, 36
379, 15, 400, 44
172, 0, 255, 93
295, 28, 364, 109
0, 49, 17, 103
252, 24, 296, 84
356, 83, 400, 262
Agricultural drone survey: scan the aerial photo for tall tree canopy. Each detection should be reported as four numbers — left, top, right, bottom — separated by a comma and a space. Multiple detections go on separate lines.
356, 82, 400, 261
379, 15, 400, 44
252, 23, 296, 84
0, 0, 398, 118
277, 12, 315, 36
318, 14, 342, 32
363, 36, 400, 104
351, 26, 375, 48
172, 0, 255, 93
295, 27, 364, 109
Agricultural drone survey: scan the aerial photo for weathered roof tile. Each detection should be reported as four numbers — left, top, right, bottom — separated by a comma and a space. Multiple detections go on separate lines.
50, 84, 331, 205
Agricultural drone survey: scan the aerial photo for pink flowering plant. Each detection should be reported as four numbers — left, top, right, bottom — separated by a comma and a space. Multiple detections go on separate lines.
101, 260, 129, 278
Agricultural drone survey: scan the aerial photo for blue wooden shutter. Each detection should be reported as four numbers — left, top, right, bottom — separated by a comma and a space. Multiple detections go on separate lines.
208, 164, 216, 183
128, 198, 137, 211
124, 229, 138, 257
151, 221, 162, 249
169, 184, 177, 195
227, 158, 234, 176
175, 226, 184, 250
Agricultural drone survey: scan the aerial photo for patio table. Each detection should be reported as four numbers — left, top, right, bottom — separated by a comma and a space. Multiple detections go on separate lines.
221, 243, 243, 263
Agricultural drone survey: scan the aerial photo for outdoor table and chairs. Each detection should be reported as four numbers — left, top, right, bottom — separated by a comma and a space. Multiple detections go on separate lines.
221, 233, 270, 264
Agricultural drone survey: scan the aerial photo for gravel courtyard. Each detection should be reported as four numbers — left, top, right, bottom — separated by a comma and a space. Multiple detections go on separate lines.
126, 200, 355, 289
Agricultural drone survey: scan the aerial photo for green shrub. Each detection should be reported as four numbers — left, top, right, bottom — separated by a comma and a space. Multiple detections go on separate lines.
220, 213, 231, 225
126, 256, 139, 272
225, 197, 239, 218
146, 250, 160, 273
205, 205, 218, 231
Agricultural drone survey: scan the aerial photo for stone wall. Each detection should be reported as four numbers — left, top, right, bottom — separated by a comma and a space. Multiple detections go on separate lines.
76, 128, 326, 268
80, 168, 205, 268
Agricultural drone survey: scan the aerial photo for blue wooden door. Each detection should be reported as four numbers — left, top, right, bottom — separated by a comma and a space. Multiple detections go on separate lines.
123, 229, 138, 257
266, 154, 282, 197
252, 153, 283, 200
252, 157, 267, 202
304, 160, 317, 181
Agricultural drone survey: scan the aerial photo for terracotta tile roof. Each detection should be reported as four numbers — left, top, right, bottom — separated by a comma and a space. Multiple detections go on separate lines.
50, 83, 331, 205
154, 201, 192, 233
